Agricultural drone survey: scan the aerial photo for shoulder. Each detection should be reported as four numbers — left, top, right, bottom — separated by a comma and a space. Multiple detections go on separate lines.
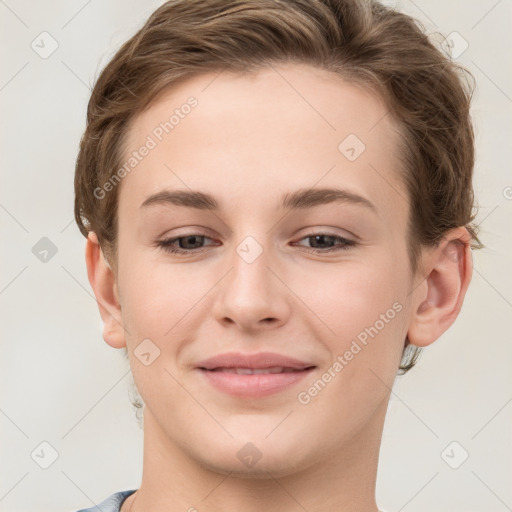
73, 490, 137, 512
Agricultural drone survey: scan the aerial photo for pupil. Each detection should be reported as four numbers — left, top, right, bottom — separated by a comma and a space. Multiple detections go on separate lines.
312, 235, 332, 248
182, 235, 202, 249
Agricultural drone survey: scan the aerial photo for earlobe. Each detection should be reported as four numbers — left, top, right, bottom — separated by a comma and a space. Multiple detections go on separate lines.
407, 227, 473, 348
85, 232, 127, 349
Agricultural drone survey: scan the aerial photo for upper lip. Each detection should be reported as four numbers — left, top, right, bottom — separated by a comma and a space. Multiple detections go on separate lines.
196, 352, 315, 370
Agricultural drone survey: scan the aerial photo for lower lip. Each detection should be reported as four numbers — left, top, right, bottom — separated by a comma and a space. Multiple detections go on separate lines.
198, 368, 315, 398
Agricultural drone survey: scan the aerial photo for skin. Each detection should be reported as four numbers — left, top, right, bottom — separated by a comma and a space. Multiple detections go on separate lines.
85, 62, 473, 512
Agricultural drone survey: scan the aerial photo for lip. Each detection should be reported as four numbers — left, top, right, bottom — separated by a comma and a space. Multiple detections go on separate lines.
196, 352, 316, 398
196, 351, 314, 370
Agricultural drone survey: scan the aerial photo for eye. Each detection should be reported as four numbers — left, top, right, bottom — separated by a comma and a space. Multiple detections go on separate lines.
292, 232, 356, 253
157, 234, 218, 254
157, 231, 356, 255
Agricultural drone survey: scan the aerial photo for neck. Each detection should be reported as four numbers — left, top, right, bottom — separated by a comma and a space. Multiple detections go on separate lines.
125, 401, 387, 512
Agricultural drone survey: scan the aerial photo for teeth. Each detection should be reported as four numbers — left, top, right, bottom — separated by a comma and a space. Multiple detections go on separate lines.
236, 368, 254, 375
212, 366, 298, 374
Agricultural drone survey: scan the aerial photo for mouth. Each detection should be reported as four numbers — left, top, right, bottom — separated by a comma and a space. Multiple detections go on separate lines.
195, 352, 316, 398
204, 366, 310, 374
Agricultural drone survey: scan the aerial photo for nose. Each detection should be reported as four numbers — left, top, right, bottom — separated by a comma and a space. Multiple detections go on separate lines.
211, 238, 291, 333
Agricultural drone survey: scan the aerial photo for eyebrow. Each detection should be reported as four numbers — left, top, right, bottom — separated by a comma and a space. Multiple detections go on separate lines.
140, 187, 376, 212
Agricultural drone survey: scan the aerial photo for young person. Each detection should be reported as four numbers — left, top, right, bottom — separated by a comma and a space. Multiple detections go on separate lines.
73, 0, 482, 510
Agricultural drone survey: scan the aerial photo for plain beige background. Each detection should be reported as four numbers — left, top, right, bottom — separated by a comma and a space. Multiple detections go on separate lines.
1, 1, 511, 511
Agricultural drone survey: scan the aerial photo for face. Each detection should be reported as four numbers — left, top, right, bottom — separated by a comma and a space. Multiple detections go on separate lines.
112, 62, 417, 476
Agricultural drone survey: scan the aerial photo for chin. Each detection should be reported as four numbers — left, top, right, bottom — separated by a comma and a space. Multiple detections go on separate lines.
187, 429, 316, 479
196, 450, 310, 480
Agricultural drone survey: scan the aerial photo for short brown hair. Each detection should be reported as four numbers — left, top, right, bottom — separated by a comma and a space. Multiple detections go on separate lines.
74, 0, 483, 373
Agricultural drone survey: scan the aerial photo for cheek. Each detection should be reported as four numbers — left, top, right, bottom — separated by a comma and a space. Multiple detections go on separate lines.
304, 256, 409, 402
116, 228, 206, 336
307, 256, 404, 336
121, 266, 203, 342
294, 260, 407, 428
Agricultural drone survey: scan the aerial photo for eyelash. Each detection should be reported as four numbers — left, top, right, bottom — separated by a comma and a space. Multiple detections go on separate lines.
157, 232, 357, 255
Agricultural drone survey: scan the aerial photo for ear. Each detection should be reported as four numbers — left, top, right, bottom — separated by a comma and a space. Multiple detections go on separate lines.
85, 232, 126, 349
407, 227, 473, 347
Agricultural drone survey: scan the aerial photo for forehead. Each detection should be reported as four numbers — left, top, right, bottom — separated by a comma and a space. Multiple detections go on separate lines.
120, 63, 407, 221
